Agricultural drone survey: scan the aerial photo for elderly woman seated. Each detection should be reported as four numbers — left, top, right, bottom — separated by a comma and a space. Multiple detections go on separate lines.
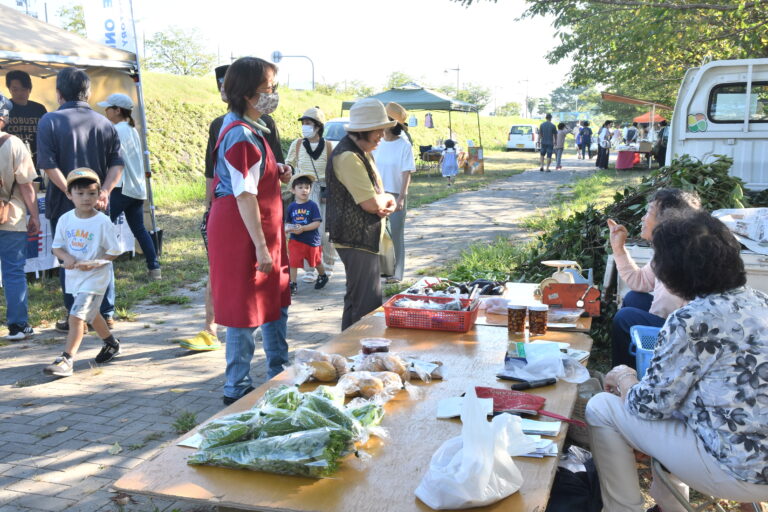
587, 211, 768, 512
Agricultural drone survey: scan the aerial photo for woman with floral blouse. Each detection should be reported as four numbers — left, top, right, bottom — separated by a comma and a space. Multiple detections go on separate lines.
586, 211, 768, 512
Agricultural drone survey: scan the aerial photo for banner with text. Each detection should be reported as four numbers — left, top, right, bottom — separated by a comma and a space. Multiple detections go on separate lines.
83, 0, 137, 54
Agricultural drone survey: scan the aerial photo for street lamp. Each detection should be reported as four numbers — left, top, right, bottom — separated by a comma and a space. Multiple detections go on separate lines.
444, 66, 460, 97
271, 51, 315, 90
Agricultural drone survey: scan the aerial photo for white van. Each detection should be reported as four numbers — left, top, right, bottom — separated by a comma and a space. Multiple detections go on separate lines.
506, 124, 539, 151
668, 58, 768, 190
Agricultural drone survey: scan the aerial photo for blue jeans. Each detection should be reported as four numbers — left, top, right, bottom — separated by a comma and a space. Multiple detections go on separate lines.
0, 231, 29, 326
109, 188, 160, 270
611, 291, 666, 368
51, 215, 115, 319
224, 307, 289, 399
388, 193, 406, 281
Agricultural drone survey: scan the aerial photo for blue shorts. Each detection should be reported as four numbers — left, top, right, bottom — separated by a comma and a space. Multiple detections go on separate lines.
540, 144, 554, 158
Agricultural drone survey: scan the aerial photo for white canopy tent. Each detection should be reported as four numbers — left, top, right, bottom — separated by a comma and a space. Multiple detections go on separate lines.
0, 4, 158, 239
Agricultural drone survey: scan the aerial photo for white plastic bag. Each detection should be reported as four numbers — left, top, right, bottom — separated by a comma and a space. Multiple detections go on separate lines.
415, 389, 524, 509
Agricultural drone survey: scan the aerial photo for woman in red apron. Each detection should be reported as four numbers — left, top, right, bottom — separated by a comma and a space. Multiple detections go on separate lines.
207, 57, 292, 405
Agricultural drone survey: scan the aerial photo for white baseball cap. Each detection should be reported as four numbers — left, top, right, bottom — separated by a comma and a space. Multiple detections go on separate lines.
97, 93, 134, 110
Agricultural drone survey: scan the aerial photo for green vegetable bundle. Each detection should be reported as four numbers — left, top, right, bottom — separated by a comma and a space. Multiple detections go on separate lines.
188, 427, 355, 478
258, 385, 303, 411
347, 402, 385, 427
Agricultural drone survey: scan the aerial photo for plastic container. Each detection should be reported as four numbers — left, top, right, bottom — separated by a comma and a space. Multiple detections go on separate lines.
360, 338, 391, 355
507, 305, 527, 333
629, 325, 661, 378
382, 294, 479, 333
528, 305, 549, 335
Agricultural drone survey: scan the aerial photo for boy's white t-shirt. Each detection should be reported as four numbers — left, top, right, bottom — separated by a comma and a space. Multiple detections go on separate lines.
372, 136, 416, 194
52, 210, 122, 295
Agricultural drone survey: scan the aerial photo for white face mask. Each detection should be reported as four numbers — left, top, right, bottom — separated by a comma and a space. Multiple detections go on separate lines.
251, 92, 279, 115
301, 125, 317, 138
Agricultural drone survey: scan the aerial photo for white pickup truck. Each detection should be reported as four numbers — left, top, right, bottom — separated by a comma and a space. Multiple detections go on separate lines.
667, 58, 768, 190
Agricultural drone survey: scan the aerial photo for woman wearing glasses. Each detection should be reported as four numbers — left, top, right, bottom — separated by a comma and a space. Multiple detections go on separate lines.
207, 57, 293, 405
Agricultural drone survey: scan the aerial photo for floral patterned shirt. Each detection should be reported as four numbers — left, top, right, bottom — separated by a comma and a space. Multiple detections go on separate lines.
626, 287, 768, 484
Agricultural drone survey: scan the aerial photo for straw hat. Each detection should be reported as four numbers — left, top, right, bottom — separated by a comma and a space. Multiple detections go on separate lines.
298, 107, 326, 125
385, 102, 408, 131
289, 172, 317, 188
346, 98, 397, 132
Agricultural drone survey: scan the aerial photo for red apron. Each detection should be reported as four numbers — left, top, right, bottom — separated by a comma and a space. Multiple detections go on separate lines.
208, 120, 290, 328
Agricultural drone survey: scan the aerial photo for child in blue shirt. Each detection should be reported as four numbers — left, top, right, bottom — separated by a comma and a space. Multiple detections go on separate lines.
285, 174, 327, 295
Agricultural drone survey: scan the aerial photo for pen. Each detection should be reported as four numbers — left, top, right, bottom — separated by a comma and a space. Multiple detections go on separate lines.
510, 378, 557, 390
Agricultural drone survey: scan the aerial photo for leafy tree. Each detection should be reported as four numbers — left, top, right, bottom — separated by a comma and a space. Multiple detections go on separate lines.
58, 4, 86, 37
385, 71, 417, 90
453, 0, 768, 107
316, 80, 374, 99
550, 85, 588, 112
525, 97, 537, 118
537, 97, 553, 116
144, 27, 216, 77
495, 101, 522, 117
438, 83, 492, 110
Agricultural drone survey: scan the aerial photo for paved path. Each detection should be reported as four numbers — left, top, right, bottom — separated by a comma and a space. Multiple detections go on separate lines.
0, 155, 598, 511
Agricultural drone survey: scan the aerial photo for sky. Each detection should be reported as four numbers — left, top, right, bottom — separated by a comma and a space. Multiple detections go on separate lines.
9, 0, 572, 110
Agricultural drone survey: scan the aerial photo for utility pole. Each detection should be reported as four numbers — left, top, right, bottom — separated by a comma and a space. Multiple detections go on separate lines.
445, 66, 460, 98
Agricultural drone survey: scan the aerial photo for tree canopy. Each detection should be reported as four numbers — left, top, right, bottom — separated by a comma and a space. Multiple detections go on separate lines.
144, 27, 216, 77
58, 4, 86, 38
454, 0, 768, 107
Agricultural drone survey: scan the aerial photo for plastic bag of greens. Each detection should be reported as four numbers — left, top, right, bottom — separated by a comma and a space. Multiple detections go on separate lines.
300, 393, 360, 436
188, 427, 355, 478
199, 420, 257, 450
254, 406, 305, 439
257, 385, 303, 411
311, 385, 345, 407
199, 410, 260, 434
346, 398, 385, 427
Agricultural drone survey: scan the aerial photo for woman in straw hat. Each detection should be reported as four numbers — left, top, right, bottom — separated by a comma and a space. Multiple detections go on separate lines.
372, 102, 416, 284
285, 107, 335, 275
326, 98, 397, 330
207, 57, 292, 404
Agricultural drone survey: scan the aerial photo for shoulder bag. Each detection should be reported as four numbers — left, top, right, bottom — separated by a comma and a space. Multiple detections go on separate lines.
0, 134, 15, 224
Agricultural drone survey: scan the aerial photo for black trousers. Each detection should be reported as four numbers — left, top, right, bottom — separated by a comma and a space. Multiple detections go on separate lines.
337, 248, 382, 330
596, 146, 610, 169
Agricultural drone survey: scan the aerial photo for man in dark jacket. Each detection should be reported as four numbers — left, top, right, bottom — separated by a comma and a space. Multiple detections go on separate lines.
36, 67, 124, 333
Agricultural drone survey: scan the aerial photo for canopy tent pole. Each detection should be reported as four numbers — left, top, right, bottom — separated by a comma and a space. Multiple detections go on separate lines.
475, 110, 483, 148
128, 0, 160, 253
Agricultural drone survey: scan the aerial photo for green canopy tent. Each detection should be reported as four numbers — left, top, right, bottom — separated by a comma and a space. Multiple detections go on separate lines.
340, 84, 483, 149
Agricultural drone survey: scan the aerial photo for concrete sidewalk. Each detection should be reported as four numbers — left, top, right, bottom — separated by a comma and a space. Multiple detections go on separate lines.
0, 155, 598, 511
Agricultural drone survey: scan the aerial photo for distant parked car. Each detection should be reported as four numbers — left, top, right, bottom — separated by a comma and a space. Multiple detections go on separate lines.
506, 124, 539, 151
324, 117, 349, 148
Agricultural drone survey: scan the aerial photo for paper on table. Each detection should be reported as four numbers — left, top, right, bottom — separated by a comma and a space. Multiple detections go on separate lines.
437, 396, 494, 419
177, 432, 203, 449
520, 418, 562, 436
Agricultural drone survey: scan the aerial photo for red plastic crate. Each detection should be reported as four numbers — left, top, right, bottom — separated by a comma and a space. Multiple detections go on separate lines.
382, 294, 479, 333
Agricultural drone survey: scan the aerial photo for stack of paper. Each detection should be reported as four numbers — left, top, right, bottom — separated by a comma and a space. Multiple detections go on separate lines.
516, 434, 558, 458
521, 418, 562, 436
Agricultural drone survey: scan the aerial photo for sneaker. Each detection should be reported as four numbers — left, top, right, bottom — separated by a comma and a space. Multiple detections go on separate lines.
385, 277, 401, 284
179, 331, 221, 351
56, 319, 88, 334
55, 318, 69, 333
314, 274, 329, 290
43, 356, 73, 377
148, 268, 162, 281
301, 272, 316, 283
539, 166, 544, 172
94, 340, 120, 363
290, 282, 297, 296
222, 386, 255, 406
6, 324, 34, 340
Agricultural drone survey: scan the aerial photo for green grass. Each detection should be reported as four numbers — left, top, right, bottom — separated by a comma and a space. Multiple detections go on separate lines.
522, 168, 647, 233
408, 150, 535, 208
171, 411, 198, 435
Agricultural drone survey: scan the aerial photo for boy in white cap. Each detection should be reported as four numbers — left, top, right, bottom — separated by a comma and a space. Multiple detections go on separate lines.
45, 168, 123, 377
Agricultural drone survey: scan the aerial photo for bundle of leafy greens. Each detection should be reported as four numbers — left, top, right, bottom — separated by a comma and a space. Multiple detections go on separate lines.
257, 385, 303, 411
347, 402, 385, 427
188, 427, 355, 478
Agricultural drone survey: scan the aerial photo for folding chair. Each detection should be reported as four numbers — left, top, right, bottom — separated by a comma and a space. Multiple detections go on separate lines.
651, 458, 762, 512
